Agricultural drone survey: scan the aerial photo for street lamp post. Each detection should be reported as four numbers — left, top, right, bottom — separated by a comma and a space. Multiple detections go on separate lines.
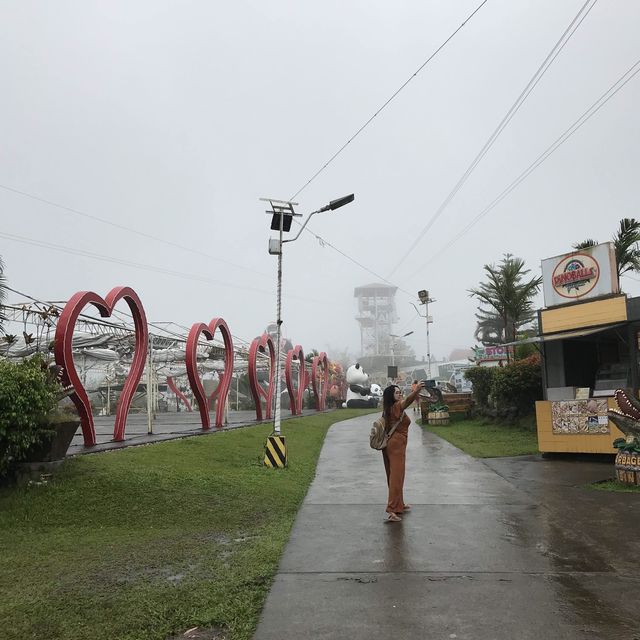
262, 194, 354, 436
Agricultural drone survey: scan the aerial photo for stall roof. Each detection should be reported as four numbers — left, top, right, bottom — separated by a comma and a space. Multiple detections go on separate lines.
502, 323, 626, 347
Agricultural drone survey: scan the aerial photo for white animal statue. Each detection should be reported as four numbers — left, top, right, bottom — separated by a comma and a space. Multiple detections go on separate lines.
343, 363, 379, 409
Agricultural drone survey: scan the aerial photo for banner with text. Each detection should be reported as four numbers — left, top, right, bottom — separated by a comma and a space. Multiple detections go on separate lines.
541, 242, 618, 308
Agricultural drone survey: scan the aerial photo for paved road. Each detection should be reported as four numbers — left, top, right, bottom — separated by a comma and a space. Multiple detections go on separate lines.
253, 413, 640, 640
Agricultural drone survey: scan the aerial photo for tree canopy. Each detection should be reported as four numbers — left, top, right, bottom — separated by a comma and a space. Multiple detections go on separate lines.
573, 217, 640, 278
468, 253, 542, 347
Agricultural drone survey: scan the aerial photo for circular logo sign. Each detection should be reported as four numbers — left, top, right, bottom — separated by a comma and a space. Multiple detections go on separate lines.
552, 253, 600, 299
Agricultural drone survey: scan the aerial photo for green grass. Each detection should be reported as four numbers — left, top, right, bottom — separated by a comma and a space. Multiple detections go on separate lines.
0, 409, 373, 640
589, 479, 640, 493
423, 417, 539, 457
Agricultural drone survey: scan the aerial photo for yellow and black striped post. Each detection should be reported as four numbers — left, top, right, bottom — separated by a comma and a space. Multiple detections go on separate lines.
264, 433, 287, 468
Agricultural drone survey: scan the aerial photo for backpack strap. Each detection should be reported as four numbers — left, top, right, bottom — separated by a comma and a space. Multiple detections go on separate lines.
385, 413, 404, 438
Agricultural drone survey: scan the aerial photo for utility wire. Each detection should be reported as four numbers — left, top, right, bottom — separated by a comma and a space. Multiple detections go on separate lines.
2, 1, 486, 308
0, 183, 271, 280
3, 284, 271, 361
288, 0, 489, 201
4, 285, 136, 333
0, 230, 330, 304
0, 183, 395, 309
289, 0, 592, 295
387, 0, 599, 277
303, 227, 416, 298
0, 230, 272, 295
419, 57, 640, 268
0, 181, 407, 305
109, 310, 258, 355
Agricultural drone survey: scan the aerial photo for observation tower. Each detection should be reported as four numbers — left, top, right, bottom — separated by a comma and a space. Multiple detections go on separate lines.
354, 283, 398, 357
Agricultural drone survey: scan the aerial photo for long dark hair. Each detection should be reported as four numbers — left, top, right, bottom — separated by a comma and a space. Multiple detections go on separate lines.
382, 385, 398, 422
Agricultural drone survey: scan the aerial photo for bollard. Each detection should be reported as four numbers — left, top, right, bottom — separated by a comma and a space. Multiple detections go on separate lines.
264, 434, 287, 468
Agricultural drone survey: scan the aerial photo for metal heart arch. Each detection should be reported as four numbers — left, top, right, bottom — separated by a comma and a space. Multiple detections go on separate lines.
248, 332, 275, 421
54, 286, 149, 445
185, 318, 234, 429
311, 352, 329, 411
285, 344, 307, 416
166, 376, 193, 412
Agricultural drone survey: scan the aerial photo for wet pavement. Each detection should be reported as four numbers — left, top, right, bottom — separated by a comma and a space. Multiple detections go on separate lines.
253, 413, 640, 640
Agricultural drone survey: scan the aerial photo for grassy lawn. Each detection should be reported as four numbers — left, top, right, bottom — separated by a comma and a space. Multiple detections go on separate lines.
423, 417, 539, 457
590, 479, 640, 493
0, 409, 373, 640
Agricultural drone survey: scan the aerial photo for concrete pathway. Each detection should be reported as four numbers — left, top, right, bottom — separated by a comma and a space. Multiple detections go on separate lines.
253, 413, 640, 640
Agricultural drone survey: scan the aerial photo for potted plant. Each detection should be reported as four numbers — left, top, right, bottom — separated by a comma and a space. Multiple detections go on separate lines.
0, 354, 79, 482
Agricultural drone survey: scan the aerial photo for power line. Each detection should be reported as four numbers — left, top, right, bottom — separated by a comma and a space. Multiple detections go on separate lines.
0, 179, 408, 306
289, 0, 594, 296
0, 230, 330, 304
0, 183, 271, 280
302, 227, 416, 298
0, 182, 394, 307
1, 0, 484, 310
419, 57, 640, 268
387, 0, 599, 277
0, 230, 274, 295
3, 285, 272, 361
288, 0, 489, 201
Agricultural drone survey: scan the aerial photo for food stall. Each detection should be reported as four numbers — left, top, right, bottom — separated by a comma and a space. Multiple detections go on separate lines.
530, 242, 637, 454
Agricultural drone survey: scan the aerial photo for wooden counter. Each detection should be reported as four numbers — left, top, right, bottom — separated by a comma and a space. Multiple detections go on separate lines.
535, 398, 624, 454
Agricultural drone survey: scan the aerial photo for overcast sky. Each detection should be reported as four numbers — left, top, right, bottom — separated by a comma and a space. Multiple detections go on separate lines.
1, 0, 638, 364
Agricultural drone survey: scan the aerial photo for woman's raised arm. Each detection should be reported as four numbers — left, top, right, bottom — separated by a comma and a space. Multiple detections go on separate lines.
401, 382, 424, 411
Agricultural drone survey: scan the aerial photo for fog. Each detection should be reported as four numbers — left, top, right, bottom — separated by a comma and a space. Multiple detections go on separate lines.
1, 0, 638, 365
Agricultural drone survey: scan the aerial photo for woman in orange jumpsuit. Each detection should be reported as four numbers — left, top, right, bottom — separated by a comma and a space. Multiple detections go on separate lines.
381, 382, 424, 522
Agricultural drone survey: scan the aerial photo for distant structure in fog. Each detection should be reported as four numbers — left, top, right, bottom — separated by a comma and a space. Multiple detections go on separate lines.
354, 283, 398, 357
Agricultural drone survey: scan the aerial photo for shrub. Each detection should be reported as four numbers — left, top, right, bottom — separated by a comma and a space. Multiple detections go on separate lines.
490, 354, 542, 415
0, 355, 59, 477
464, 366, 494, 407
515, 342, 538, 360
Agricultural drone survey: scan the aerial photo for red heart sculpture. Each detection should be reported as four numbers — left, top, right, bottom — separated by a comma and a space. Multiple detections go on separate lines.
311, 352, 329, 411
54, 286, 148, 445
185, 318, 234, 429
248, 333, 275, 421
285, 344, 306, 415
166, 376, 193, 412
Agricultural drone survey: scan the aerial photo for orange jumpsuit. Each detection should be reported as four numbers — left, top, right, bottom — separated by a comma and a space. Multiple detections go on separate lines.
382, 399, 412, 514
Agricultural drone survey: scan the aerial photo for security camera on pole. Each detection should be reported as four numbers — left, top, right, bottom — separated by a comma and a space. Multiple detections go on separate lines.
260, 193, 355, 468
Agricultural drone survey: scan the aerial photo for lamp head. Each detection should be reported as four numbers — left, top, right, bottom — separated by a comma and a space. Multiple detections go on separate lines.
319, 193, 355, 212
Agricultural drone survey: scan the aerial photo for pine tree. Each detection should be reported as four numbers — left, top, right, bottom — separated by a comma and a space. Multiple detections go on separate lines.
468, 254, 542, 348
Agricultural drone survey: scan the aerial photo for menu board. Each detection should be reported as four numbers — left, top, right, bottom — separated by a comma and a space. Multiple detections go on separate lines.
551, 399, 610, 434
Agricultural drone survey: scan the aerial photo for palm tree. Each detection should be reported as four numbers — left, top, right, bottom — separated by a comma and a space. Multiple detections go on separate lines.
473, 310, 505, 345
469, 254, 542, 351
573, 218, 640, 278
0, 256, 7, 334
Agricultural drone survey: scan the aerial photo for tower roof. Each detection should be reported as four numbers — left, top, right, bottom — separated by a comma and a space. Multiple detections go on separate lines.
353, 283, 398, 296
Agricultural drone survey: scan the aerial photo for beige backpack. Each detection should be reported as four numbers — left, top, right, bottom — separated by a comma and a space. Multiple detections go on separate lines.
369, 414, 403, 450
